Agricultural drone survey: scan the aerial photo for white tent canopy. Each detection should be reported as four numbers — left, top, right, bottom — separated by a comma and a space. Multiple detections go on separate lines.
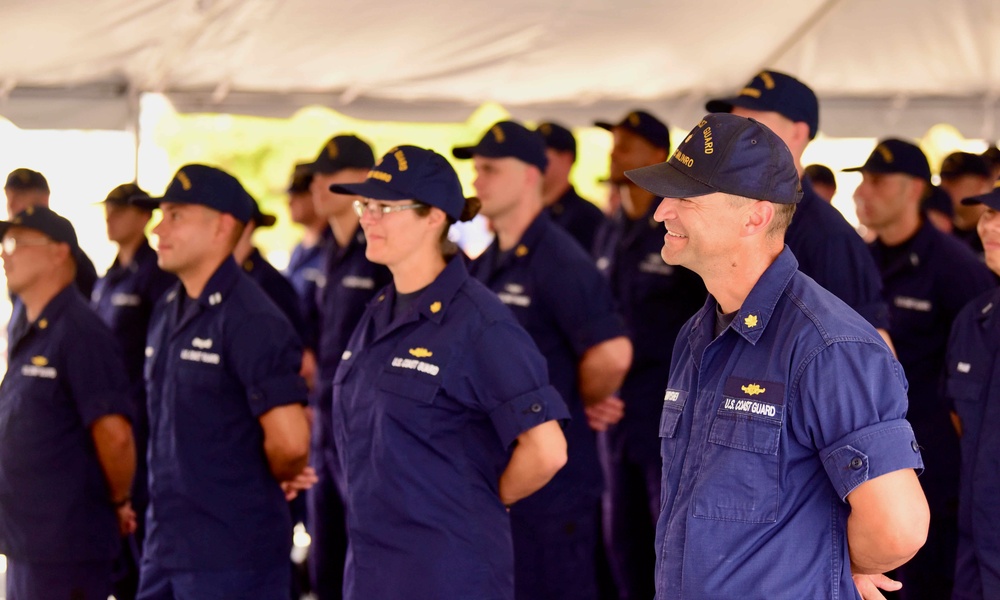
2, 0, 999, 138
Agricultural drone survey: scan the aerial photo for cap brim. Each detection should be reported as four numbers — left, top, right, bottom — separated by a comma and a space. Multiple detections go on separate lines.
961, 191, 1000, 209
593, 121, 614, 131
130, 197, 163, 210
329, 180, 410, 200
625, 162, 717, 199
255, 213, 277, 227
452, 146, 476, 160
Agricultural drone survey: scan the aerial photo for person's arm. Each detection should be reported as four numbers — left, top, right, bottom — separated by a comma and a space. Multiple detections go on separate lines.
847, 468, 929, 597
578, 336, 632, 408
91, 414, 137, 534
259, 404, 310, 482
499, 421, 567, 505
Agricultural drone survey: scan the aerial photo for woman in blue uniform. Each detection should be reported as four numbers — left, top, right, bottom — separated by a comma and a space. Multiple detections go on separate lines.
330, 145, 570, 600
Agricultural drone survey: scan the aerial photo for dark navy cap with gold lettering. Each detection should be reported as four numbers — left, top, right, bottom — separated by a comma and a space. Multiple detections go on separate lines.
305, 135, 376, 175
287, 163, 313, 194
594, 110, 670, 150
535, 122, 576, 156
332, 146, 466, 221
625, 113, 802, 204
843, 139, 931, 181
131, 164, 254, 224
101, 182, 150, 207
940, 151, 992, 180
706, 70, 820, 140
452, 121, 549, 172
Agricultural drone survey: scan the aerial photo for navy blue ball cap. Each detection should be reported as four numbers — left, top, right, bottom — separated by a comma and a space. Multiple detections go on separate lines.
132, 164, 254, 224
0, 206, 81, 257
535, 121, 576, 155
594, 110, 671, 150
706, 70, 819, 140
250, 197, 277, 228
331, 145, 466, 221
101, 182, 150, 206
923, 185, 955, 218
305, 135, 375, 175
961, 182, 1000, 210
287, 163, 313, 194
625, 113, 802, 204
843, 139, 931, 181
940, 151, 992, 180
5, 168, 49, 193
452, 121, 549, 172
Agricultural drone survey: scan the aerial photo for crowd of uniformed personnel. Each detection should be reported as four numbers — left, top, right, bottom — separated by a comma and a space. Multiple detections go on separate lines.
0, 69, 998, 600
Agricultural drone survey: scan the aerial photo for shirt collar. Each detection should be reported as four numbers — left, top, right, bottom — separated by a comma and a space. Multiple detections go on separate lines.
724, 245, 799, 345
30, 283, 80, 333
194, 256, 243, 309
369, 254, 469, 326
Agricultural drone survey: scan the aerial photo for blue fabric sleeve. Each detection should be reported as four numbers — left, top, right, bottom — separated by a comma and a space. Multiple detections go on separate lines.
538, 255, 626, 356
820, 419, 924, 501
230, 312, 308, 417
65, 319, 133, 427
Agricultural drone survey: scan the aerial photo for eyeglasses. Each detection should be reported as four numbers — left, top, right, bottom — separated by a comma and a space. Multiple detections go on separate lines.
1, 236, 53, 255
352, 199, 422, 220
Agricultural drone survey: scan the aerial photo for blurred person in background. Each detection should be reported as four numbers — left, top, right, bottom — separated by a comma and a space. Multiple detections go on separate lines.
0, 206, 136, 600
283, 163, 328, 314
534, 121, 606, 252
91, 182, 176, 600
4, 168, 98, 354
944, 185, 1000, 600
457, 120, 633, 600
590, 108, 705, 600
804, 163, 837, 202
850, 139, 996, 599
303, 135, 391, 600
938, 152, 994, 257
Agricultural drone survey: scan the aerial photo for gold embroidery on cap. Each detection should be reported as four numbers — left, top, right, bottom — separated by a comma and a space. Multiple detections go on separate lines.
673, 149, 694, 168
491, 126, 506, 144
684, 133, 693, 144
369, 170, 392, 183
876, 145, 894, 163
739, 87, 762, 98
394, 149, 408, 172
758, 71, 775, 90
176, 171, 192, 191
628, 112, 641, 127
703, 126, 714, 155
539, 124, 551, 136
327, 140, 339, 159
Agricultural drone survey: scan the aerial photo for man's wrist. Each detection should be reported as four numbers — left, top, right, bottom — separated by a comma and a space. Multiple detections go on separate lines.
112, 495, 131, 508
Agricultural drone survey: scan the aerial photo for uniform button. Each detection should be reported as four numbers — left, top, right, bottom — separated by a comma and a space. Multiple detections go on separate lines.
911, 440, 920, 452
849, 457, 864, 470
530, 403, 542, 413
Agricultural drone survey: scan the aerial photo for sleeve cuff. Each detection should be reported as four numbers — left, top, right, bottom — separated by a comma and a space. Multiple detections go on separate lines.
77, 390, 134, 428
573, 314, 627, 356
820, 419, 924, 501
490, 385, 571, 449
248, 373, 309, 417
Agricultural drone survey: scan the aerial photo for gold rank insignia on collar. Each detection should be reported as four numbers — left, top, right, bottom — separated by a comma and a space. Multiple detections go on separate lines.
38, 318, 48, 329
515, 244, 529, 257
430, 301, 442, 313
744, 314, 759, 328
243, 260, 254, 272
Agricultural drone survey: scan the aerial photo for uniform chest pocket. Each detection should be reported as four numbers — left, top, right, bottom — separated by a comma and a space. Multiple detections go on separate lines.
946, 371, 986, 436
376, 371, 442, 428
693, 413, 781, 523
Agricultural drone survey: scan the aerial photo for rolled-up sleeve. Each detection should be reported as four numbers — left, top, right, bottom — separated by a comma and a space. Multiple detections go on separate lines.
820, 420, 924, 501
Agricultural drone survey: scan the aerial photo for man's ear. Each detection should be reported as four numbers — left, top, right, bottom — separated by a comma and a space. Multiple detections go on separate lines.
741, 200, 774, 237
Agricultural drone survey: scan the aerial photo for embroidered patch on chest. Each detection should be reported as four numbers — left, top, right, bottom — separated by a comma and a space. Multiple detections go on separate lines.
721, 376, 785, 418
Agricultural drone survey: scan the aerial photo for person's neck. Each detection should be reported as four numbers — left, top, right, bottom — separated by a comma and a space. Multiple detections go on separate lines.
178, 254, 228, 300
701, 242, 783, 314
492, 198, 543, 251
328, 212, 360, 248
620, 183, 657, 220
542, 179, 571, 207
21, 276, 72, 322
232, 239, 254, 265
875, 212, 922, 247
115, 235, 145, 267
390, 249, 447, 294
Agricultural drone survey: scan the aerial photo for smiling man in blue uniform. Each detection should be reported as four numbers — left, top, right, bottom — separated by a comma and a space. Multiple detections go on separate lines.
133, 165, 311, 600
92, 182, 176, 600
943, 185, 1000, 600
626, 113, 929, 600
456, 120, 633, 600
330, 145, 569, 599
849, 139, 996, 599
0, 206, 137, 600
